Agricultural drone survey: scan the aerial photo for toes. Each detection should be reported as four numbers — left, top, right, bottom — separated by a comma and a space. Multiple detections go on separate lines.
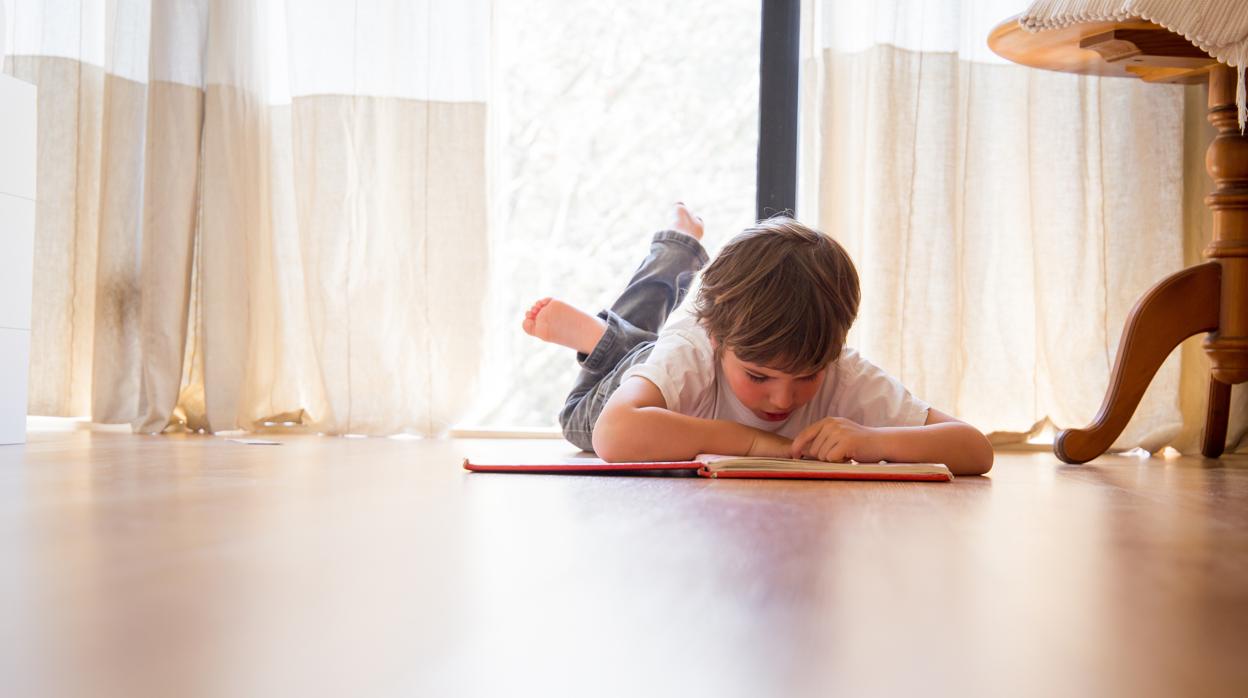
525, 298, 557, 336
527, 298, 552, 318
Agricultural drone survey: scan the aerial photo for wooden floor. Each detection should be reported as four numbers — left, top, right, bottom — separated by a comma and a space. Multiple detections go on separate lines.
3, 431, 1248, 698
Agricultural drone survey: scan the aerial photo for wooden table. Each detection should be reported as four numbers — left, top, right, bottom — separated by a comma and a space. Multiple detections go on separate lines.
990, 17, 1245, 463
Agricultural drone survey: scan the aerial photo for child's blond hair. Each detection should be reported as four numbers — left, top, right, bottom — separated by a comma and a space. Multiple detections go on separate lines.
692, 217, 860, 374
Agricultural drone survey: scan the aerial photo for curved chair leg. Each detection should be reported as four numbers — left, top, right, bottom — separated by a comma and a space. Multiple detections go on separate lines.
1202, 378, 1231, 458
1055, 262, 1221, 464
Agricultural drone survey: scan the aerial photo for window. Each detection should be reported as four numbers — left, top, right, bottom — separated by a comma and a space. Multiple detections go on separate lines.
464, 1, 762, 428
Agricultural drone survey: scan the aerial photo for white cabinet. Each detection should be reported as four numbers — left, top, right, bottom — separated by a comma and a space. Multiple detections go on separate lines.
0, 191, 33, 331
0, 73, 36, 445
0, 328, 29, 444
0, 73, 36, 200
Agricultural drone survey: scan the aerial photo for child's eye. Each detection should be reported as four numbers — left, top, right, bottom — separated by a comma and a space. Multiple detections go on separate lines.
746, 373, 768, 383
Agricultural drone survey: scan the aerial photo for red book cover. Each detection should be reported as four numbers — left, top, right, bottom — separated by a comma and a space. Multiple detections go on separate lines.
463, 454, 953, 482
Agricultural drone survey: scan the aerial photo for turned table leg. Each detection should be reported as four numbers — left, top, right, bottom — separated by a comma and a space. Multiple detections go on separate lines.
1203, 378, 1231, 458
1203, 66, 1248, 385
1056, 65, 1248, 464
1054, 264, 1219, 464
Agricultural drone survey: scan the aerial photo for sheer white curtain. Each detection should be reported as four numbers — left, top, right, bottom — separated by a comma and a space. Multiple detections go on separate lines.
2, 0, 488, 435
800, 0, 1226, 451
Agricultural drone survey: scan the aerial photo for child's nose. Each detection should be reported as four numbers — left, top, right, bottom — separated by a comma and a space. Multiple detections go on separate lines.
771, 388, 796, 410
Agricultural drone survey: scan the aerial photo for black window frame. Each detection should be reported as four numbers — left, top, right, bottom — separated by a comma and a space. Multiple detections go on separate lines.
756, 0, 801, 220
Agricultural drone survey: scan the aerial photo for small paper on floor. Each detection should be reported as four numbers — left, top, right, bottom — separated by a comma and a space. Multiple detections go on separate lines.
227, 438, 282, 446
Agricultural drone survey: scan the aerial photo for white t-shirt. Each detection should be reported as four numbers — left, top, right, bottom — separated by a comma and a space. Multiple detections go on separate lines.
620, 315, 930, 438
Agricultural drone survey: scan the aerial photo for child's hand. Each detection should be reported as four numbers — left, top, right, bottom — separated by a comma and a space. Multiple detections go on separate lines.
789, 418, 885, 463
746, 429, 793, 459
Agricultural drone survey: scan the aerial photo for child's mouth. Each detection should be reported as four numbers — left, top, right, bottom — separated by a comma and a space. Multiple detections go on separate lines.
761, 411, 790, 421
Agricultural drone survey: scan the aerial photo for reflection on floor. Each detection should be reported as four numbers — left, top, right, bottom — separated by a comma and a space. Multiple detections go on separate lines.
2, 431, 1246, 697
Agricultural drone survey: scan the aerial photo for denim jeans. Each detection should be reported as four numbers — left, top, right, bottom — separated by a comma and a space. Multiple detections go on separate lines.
558, 230, 709, 451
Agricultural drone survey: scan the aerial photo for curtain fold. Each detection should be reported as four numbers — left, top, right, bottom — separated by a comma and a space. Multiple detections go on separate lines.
3, 0, 489, 435
802, 0, 1233, 453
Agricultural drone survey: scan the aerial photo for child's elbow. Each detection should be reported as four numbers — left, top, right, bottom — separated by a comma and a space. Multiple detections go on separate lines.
591, 414, 629, 462
592, 432, 621, 462
960, 434, 994, 475
962, 452, 994, 476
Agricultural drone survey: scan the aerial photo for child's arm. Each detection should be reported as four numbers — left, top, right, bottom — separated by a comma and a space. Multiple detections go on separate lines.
592, 376, 792, 462
788, 408, 994, 475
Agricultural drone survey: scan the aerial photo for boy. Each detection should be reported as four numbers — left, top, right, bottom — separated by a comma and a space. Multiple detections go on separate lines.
523, 204, 993, 476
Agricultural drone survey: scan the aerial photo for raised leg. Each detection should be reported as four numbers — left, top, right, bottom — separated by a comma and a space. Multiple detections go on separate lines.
1202, 378, 1231, 458
556, 219, 709, 452
608, 228, 708, 335
1055, 262, 1221, 464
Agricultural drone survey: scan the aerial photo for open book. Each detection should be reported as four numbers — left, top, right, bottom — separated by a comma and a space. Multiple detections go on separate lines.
462, 453, 953, 482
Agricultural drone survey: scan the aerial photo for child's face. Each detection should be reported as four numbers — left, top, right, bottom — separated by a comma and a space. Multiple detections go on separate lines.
720, 349, 825, 422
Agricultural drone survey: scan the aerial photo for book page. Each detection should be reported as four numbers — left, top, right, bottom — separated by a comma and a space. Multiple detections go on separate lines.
695, 454, 951, 476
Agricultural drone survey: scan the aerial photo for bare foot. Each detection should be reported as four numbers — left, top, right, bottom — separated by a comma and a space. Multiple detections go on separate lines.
522, 297, 607, 354
669, 202, 704, 240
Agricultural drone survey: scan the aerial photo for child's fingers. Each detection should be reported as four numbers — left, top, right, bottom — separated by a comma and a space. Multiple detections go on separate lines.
790, 440, 810, 460
812, 438, 840, 463
825, 442, 849, 463
816, 442, 836, 462
811, 431, 835, 460
789, 427, 816, 458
